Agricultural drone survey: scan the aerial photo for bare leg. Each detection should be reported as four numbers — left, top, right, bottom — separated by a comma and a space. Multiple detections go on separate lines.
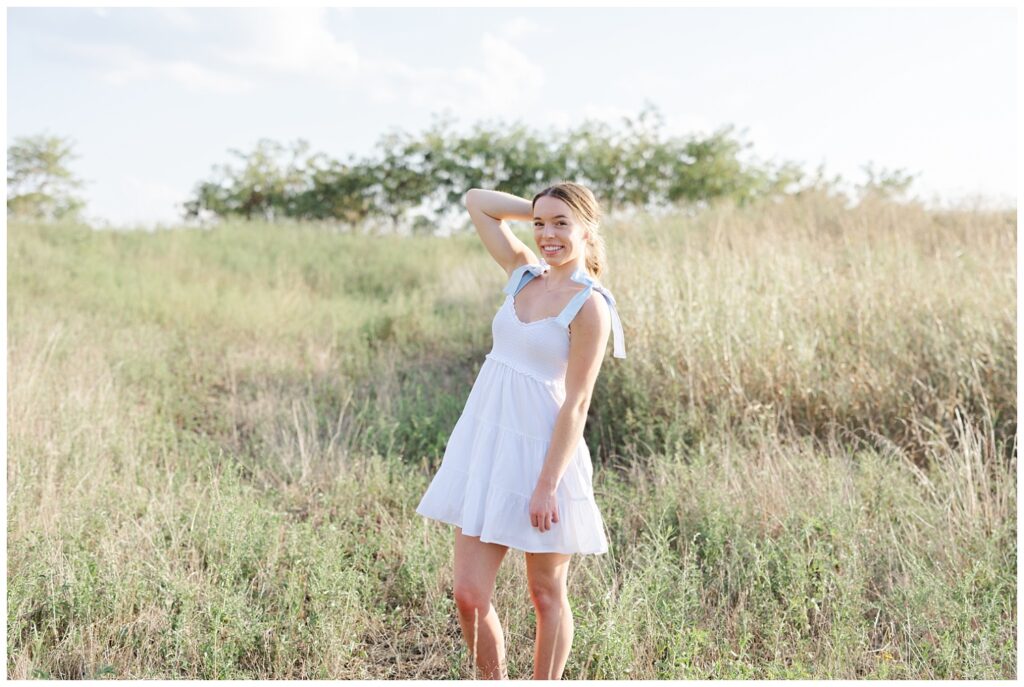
453, 526, 510, 679
525, 551, 574, 680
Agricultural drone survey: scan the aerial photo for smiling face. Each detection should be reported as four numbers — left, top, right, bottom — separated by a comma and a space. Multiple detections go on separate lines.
532, 195, 589, 267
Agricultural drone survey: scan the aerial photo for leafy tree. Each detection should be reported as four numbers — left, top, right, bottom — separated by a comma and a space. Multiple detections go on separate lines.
181, 103, 848, 230
664, 124, 756, 205
616, 103, 674, 209
559, 117, 630, 212
183, 138, 318, 221
292, 156, 377, 224
7, 133, 87, 222
370, 129, 437, 230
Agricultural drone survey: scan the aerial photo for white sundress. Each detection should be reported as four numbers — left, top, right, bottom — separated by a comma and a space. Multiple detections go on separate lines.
414, 259, 626, 554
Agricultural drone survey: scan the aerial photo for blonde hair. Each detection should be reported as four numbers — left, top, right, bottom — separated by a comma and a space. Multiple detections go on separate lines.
532, 181, 608, 280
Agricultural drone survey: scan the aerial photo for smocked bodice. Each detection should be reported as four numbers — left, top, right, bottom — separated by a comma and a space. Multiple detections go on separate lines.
485, 260, 626, 385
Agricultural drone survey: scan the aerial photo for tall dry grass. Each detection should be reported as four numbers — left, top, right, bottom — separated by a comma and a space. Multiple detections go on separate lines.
6, 191, 1015, 678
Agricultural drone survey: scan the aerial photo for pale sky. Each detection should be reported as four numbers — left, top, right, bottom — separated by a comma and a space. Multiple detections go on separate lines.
6, 6, 1017, 228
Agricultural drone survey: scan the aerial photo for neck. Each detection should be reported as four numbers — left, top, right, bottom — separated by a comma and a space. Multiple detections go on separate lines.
541, 258, 587, 287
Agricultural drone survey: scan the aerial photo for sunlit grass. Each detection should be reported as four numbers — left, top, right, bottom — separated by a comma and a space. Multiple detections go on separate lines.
7, 192, 1015, 678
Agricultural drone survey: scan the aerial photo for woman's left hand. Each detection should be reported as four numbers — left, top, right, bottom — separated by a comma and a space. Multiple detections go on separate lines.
529, 486, 559, 532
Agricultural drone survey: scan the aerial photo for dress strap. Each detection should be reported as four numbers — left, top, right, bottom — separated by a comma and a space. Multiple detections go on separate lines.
554, 267, 626, 359
502, 262, 550, 297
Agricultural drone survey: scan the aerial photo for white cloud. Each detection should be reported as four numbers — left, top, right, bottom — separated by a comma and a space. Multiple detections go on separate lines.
453, 32, 545, 112
215, 7, 360, 82
337, 29, 544, 117
503, 16, 550, 41
214, 8, 543, 115
101, 55, 253, 94
61, 40, 254, 94
153, 8, 203, 32
159, 59, 255, 94
51, 8, 544, 116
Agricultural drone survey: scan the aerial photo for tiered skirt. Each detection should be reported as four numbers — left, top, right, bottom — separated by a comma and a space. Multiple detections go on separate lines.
415, 354, 609, 554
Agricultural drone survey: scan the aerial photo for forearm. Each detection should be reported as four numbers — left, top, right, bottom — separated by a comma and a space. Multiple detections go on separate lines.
536, 403, 588, 491
466, 188, 533, 222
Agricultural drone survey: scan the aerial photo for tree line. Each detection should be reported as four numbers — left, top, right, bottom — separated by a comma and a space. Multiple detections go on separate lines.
8, 103, 918, 230
180, 102, 816, 230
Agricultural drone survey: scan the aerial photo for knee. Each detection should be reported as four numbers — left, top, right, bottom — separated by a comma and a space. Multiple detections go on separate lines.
528, 581, 567, 616
453, 581, 491, 617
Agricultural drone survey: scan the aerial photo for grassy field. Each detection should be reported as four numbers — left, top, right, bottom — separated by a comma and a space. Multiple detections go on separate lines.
6, 191, 1016, 678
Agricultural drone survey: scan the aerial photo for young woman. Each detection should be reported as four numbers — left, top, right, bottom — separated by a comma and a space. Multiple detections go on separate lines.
415, 181, 626, 680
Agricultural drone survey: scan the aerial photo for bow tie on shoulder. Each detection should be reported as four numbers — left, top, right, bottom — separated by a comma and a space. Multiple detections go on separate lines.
501, 262, 550, 295
502, 261, 626, 359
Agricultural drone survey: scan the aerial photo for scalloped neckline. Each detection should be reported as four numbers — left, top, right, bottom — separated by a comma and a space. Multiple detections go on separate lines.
507, 260, 593, 326
508, 294, 560, 327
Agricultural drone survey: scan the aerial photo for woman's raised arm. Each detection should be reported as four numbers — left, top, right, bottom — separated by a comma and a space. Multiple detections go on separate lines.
464, 188, 539, 277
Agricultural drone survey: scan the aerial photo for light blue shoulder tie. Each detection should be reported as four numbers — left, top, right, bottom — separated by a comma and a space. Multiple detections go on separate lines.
502, 262, 626, 359
502, 262, 550, 298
